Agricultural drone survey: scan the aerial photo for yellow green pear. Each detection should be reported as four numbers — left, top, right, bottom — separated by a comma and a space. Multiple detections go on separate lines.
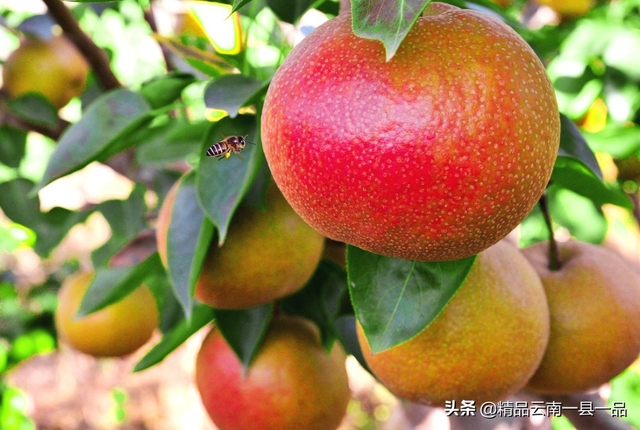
522, 240, 640, 394
357, 241, 550, 406
3, 36, 89, 109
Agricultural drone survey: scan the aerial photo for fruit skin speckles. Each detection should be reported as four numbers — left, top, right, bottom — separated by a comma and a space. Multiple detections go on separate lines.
262, 3, 560, 262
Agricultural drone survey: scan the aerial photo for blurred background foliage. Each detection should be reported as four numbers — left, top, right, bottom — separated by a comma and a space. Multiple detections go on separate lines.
0, 0, 639, 429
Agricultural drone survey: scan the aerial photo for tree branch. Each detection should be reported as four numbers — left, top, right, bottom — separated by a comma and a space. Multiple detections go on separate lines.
340, 0, 351, 15
41, 0, 121, 91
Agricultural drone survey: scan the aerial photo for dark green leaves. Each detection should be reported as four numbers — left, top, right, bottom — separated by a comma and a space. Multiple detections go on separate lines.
558, 114, 603, 180
348, 246, 476, 353
166, 174, 215, 317
140, 73, 196, 109
352, 0, 431, 61
281, 261, 347, 350
0, 127, 27, 169
77, 253, 162, 317
196, 115, 260, 244
213, 304, 273, 369
8, 94, 58, 128
267, 0, 316, 23
134, 303, 215, 372
204, 75, 266, 118
37, 88, 151, 189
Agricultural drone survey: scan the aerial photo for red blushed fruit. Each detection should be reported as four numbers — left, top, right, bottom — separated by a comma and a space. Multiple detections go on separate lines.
262, 2, 560, 262
195, 316, 351, 430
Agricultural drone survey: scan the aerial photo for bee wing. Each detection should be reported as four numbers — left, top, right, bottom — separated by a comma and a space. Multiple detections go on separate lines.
234, 152, 245, 161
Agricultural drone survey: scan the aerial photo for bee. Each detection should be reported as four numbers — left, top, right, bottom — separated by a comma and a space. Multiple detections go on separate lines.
206, 135, 254, 160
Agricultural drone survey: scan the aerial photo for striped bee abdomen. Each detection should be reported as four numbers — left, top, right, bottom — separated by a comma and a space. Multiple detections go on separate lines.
206, 143, 229, 157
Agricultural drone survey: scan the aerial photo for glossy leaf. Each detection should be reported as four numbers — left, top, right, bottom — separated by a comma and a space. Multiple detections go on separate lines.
352, 0, 431, 61
558, 113, 603, 180
8, 94, 58, 128
348, 246, 476, 353
280, 261, 347, 350
140, 73, 196, 109
196, 115, 260, 244
204, 75, 266, 118
134, 303, 215, 372
166, 173, 215, 318
92, 184, 148, 268
0, 126, 27, 169
213, 304, 273, 369
552, 156, 632, 209
77, 253, 162, 317
146, 271, 185, 333
37, 88, 152, 189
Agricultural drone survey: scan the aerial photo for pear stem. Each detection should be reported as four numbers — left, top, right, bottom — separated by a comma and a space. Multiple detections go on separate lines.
539, 192, 561, 271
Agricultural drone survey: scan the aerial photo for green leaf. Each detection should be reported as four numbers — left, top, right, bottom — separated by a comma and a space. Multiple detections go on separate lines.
77, 253, 162, 317
37, 88, 152, 189
196, 115, 260, 244
280, 261, 347, 350
552, 156, 632, 209
267, 0, 315, 23
347, 246, 476, 353
0, 126, 27, 169
213, 304, 273, 369
334, 315, 372, 374
135, 120, 207, 167
549, 186, 607, 245
585, 125, 640, 159
92, 184, 148, 268
352, 0, 431, 61
0, 178, 92, 256
35, 207, 93, 256
0, 179, 40, 228
558, 114, 603, 180
134, 303, 215, 372
140, 73, 196, 109
204, 76, 266, 118
8, 94, 58, 128
145, 270, 184, 333
166, 173, 215, 318
231, 0, 256, 13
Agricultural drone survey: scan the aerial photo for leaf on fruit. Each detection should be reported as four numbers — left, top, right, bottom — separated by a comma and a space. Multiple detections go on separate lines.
140, 73, 196, 109
92, 184, 149, 268
351, 0, 431, 61
37, 88, 152, 189
166, 173, 215, 318
280, 260, 348, 350
0, 126, 27, 169
76, 253, 163, 318
334, 315, 372, 374
552, 156, 632, 209
266, 0, 316, 23
347, 246, 476, 354
8, 94, 58, 128
213, 304, 273, 369
196, 115, 261, 245
558, 114, 603, 180
204, 75, 266, 118
134, 303, 215, 372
